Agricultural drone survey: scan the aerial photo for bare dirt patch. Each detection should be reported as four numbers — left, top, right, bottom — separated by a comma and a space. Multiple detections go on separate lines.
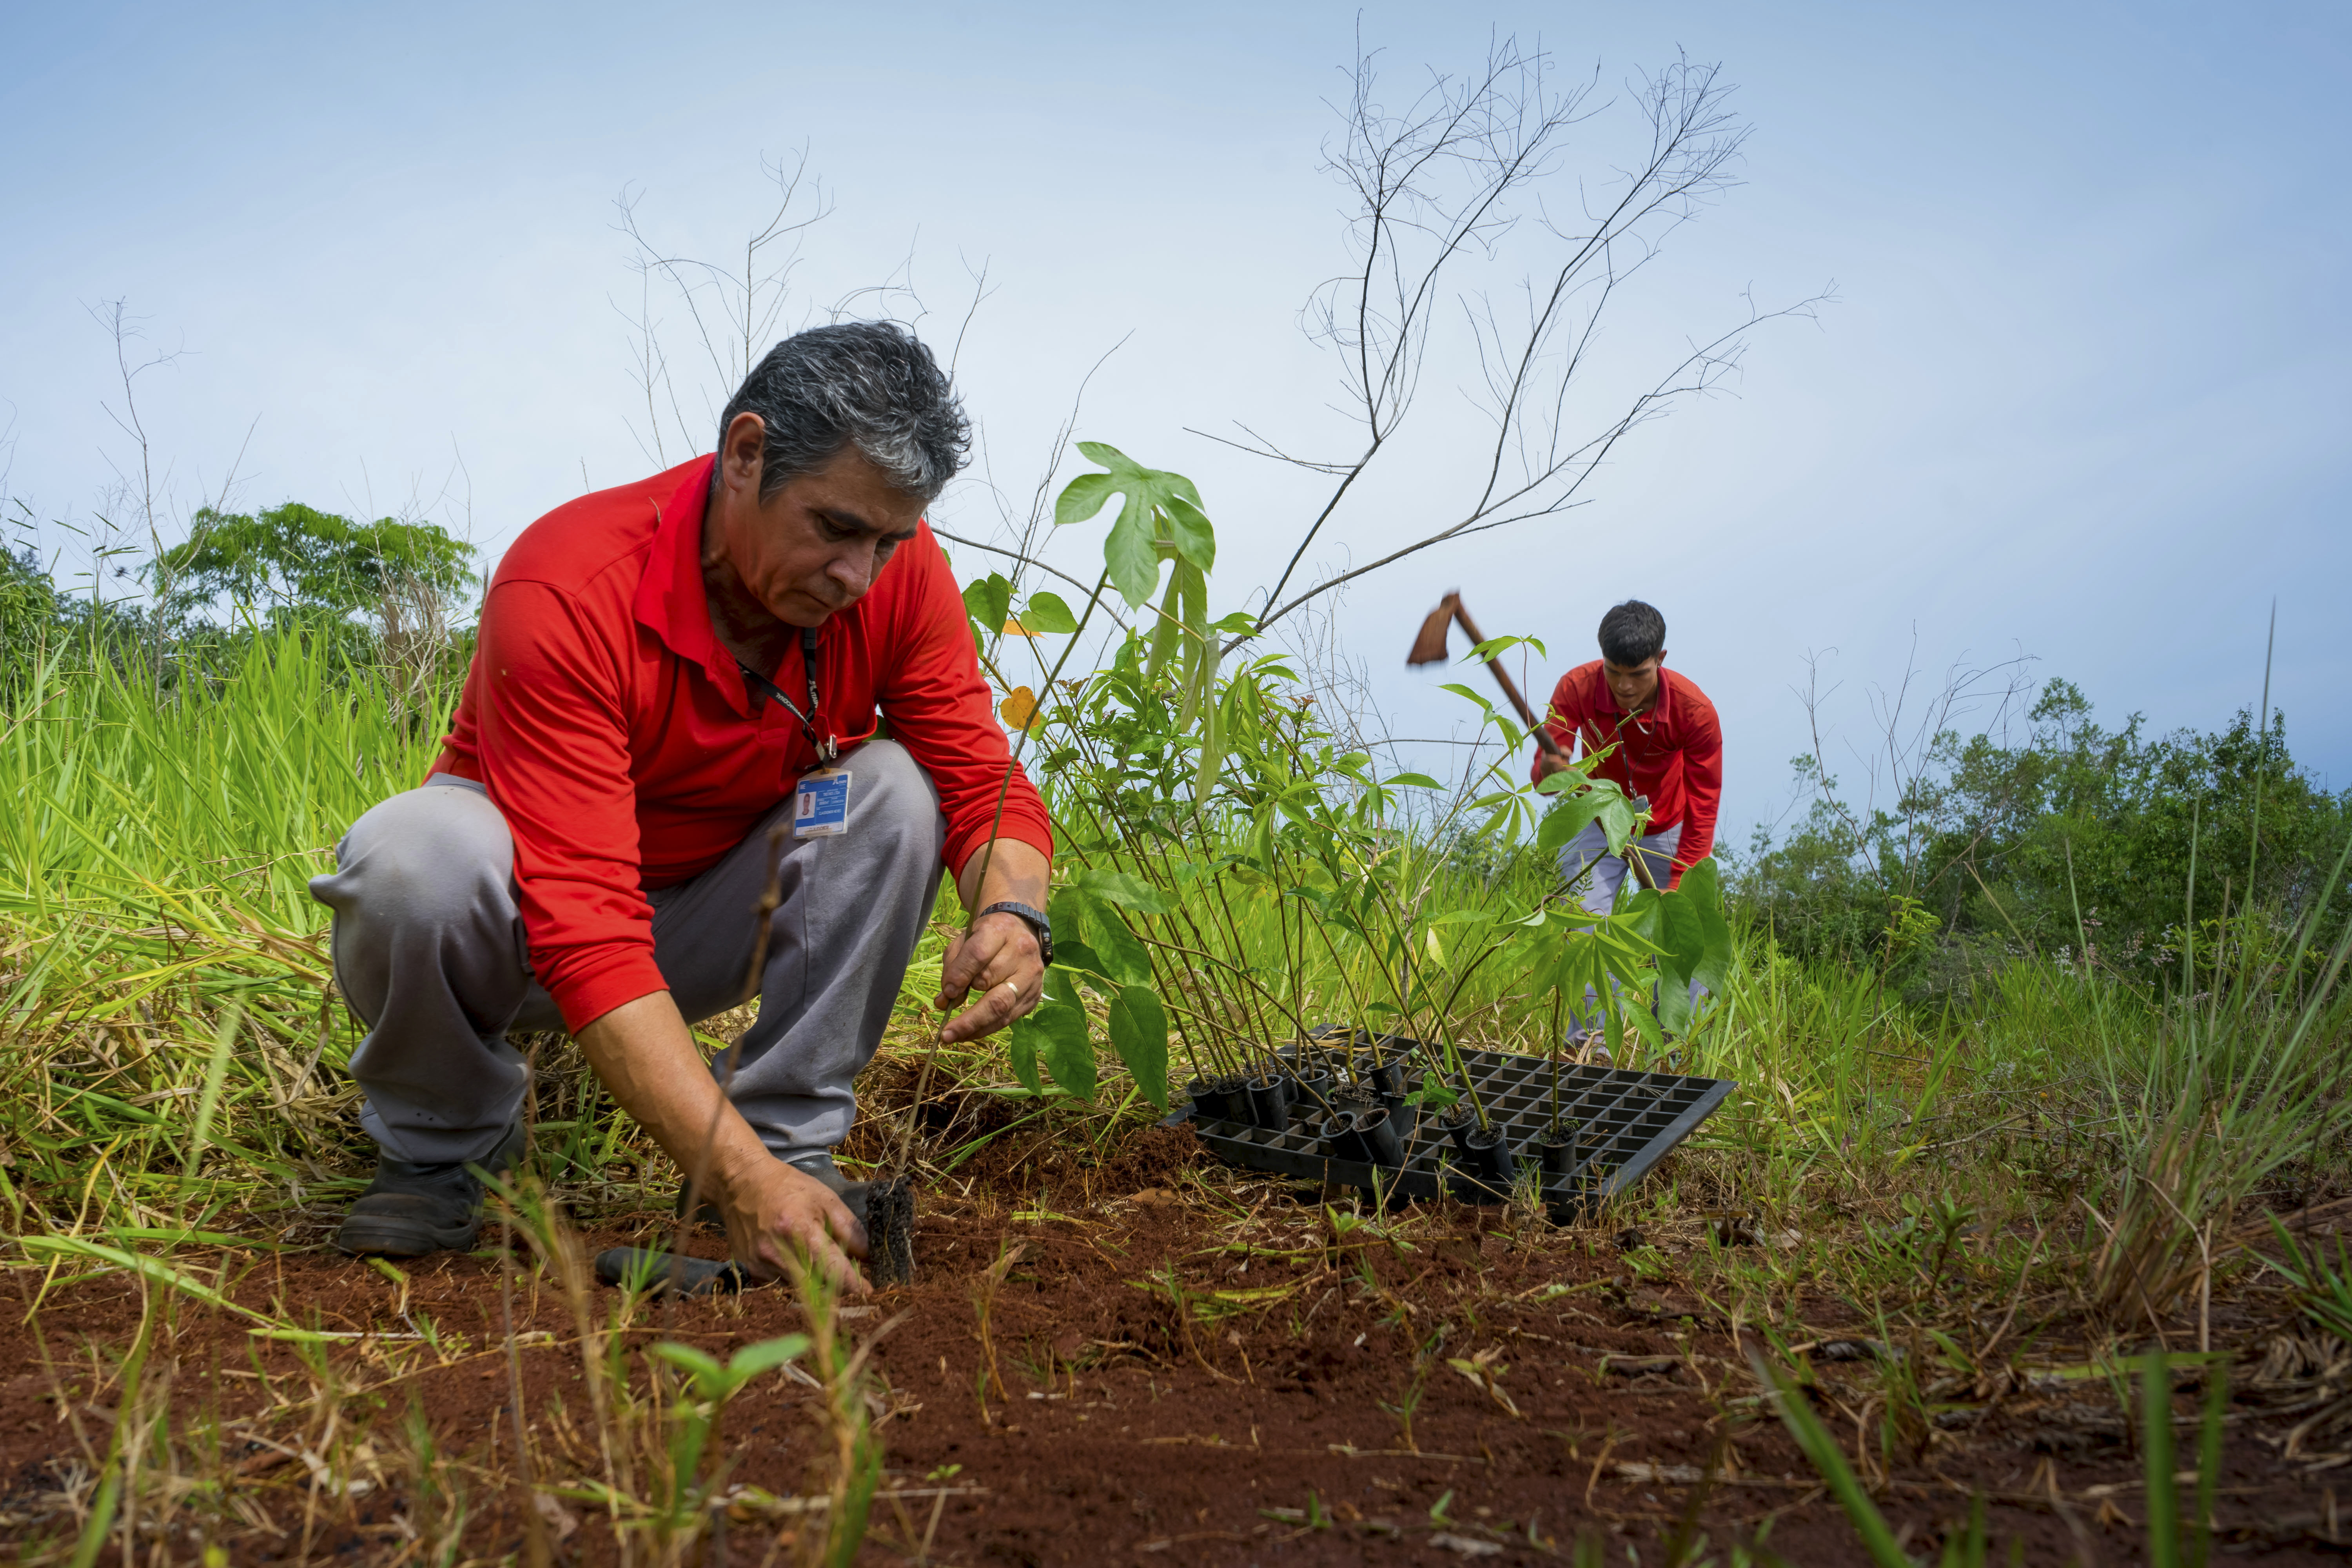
4, 1135, 2347, 1563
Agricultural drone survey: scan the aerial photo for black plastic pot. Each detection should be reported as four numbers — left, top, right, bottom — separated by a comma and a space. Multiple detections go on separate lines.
1245, 1073, 1295, 1133
1293, 1066, 1336, 1114
1360, 1060, 1411, 1110
1187, 1078, 1232, 1123
1354, 1105, 1406, 1167
1320, 1111, 1369, 1163
1538, 1127, 1577, 1178
1448, 1120, 1517, 1202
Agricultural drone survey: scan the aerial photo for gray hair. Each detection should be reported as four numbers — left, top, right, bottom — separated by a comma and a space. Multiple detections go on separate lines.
715, 322, 971, 505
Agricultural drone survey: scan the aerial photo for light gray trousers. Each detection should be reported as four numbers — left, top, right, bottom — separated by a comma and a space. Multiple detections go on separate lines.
1555, 817, 1703, 1035
309, 739, 946, 1168
1557, 818, 1683, 920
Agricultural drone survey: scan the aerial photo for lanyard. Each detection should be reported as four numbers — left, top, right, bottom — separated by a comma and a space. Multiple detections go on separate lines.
738, 625, 838, 766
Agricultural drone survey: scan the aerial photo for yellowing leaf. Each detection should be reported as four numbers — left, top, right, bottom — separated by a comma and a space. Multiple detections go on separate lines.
1002, 617, 1040, 638
999, 686, 1042, 733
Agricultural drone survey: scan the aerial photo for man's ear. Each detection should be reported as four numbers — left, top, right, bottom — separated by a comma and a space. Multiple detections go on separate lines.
1654, 649, 1667, 668
720, 412, 766, 493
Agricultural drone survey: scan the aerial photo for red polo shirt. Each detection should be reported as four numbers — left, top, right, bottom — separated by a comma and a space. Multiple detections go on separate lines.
1533, 662, 1722, 883
430, 455, 1052, 1031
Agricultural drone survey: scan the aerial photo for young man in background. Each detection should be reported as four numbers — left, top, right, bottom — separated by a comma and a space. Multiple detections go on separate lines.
1532, 600, 1723, 1052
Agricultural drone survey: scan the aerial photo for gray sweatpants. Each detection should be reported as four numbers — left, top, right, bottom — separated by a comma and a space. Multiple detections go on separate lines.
309, 739, 946, 1168
1554, 818, 1703, 1035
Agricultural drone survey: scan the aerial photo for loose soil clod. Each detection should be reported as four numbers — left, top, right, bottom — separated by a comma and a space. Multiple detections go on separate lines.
863, 1172, 916, 1285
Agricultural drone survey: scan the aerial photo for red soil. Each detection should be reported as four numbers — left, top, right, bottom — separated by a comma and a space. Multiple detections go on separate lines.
2, 1133, 2343, 1564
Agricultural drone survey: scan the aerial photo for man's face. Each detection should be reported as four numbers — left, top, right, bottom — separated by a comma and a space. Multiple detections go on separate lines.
1602, 653, 1664, 713
708, 421, 924, 628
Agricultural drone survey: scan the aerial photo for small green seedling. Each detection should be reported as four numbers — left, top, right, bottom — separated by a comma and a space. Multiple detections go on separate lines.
649, 1335, 811, 1533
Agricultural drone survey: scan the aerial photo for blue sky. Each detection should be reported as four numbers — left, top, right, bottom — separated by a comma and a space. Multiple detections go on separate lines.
4, 2, 2346, 846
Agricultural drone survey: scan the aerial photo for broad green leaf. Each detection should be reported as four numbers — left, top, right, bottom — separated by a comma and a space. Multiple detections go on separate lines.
961, 573, 1013, 631
1023, 998, 1095, 1100
1537, 788, 1606, 855
1657, 889, 1707, 988
1019, 592, 1079, 634
1056, 443, 1204, 609
1005, 1022, 1044, 1095
1107, 985, 1170, 1109
1385, 772, 1444, 790
1107, 508, 1163, 609
1679, 857, 1733, 995
1047, 889, 1089, 953
1246, 802, 1279, 872
1073, 868, 1173, 915
1074, 440, 1203, 506
1657, 970, 1697, 1035
1598, 793, 1640, 854
1073, 892, 1153, 985
1534, 760, 1598, 795
1164, 494, 1216, 571
1621, 998, 1664, 1052
1052, 471, 1118, 528
1048, 940, 1116, 989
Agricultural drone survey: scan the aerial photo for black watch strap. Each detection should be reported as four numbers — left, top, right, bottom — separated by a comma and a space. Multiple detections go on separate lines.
976, 900, 1054, 966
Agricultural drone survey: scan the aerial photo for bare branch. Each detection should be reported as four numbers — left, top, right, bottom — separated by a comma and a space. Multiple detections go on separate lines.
1245, 286, 1828, 644
1220, 37, 1826, 655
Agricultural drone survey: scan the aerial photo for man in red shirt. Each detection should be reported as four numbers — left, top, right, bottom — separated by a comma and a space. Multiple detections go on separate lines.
310, 324, 1051, 1291
1534, 599, 1722, 905
1534, 601, 1722, 1051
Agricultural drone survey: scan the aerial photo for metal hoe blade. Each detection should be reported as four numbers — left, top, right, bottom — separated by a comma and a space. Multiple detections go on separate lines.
1407, 592, 1461, 666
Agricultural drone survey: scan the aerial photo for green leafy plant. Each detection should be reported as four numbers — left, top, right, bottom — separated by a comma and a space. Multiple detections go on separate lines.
646, 1335, 811, 1536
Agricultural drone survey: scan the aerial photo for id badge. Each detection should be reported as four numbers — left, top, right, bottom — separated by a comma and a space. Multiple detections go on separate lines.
793, 768, 852, 838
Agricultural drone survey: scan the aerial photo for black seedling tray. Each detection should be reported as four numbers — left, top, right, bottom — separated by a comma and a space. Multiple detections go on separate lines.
1166, 1036, 1733, 1223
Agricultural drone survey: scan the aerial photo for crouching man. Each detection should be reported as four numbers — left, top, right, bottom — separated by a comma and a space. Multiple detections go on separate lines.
310, 324, 1054, 1292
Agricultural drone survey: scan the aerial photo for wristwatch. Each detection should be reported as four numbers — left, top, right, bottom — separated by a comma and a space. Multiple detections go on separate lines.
976, 900, 1054, 967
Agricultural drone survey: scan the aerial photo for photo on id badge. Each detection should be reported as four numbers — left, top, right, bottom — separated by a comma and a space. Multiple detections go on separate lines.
795, 768, 851, 838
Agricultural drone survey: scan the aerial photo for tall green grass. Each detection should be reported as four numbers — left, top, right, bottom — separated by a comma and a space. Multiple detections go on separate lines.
0, 632, 439, 1220
0, 626, 2343, 1297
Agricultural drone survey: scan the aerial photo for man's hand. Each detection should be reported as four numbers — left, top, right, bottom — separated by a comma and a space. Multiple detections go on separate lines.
577, 991, 871, 1293
933, 910, 1044, 1043
708, 1146, 869, 1294
935, 835, 1052, 1043
1533, 748, 1576, 781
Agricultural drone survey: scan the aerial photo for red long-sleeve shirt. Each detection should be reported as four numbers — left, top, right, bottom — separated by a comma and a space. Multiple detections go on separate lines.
430, 456, 1051, 1031
1533, 661, 1722, 885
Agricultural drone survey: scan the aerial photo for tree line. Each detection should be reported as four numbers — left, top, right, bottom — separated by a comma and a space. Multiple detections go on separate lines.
1737, 676, 2352, 1002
